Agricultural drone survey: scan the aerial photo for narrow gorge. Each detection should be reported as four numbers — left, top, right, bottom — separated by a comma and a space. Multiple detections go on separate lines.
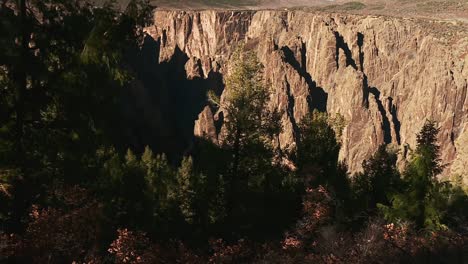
140, 10, 468, 178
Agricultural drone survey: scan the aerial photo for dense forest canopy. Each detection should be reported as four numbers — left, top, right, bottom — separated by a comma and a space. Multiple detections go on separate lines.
0, 0, 467, 263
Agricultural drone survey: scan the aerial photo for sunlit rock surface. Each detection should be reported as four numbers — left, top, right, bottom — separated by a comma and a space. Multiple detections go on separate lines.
144, 10, 468, 176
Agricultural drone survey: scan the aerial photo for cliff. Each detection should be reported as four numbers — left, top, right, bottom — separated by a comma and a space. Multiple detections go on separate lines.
143, 10, 468, 178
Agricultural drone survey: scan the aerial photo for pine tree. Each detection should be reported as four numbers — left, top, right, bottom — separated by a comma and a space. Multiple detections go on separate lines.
296, 111, 351, 221
297, 111, 342, 188
380, 120, 447, 230
142, 147, 175, 210
177, 157, 196, 224
353, 145, 401, 214
0, 0, 152, 231
220, 45, 282, 222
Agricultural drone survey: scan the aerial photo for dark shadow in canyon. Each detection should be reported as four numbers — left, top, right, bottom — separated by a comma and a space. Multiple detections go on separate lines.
284, 77, 300, 141
280, 45, 328, 113
357, 32, 397, 145
334, 32, 358, 70
368, 87, 392, 144
124, 34, 223, 160
388, 97, 401, 145
358, 32, 369, 108
336, 31, 399, 145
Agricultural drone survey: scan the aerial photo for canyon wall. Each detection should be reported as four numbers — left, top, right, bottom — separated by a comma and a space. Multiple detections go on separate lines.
144, 10, 468, 177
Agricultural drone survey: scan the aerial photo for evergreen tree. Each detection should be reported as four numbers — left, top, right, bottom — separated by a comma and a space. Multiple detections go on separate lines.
353, 145, 401, 214
380, 120, 447, 230
177, 157, 197, 224
205, 45, 300, 236
141, 146, 176, 219
176, 156, 219, 235
221, 46, 282, 220
296, 111, 343, 188
99, 148, 148, 229
0, 0, 152, 230
296, 111, 351, 222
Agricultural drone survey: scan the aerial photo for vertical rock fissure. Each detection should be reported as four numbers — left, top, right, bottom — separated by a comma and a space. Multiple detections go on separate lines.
334, 31, 358, 70
358, 32, 393, 145
369, 87, 392, 144
358, 32, 370, 108
284, 77, 299, 143
280, 45, 328, 112
162, 29, 167, 46
357, 32, 365, 71
388, 97, 402, 145
301, 41, 307, 72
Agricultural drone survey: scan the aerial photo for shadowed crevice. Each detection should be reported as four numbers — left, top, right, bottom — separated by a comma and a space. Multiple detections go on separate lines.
280, 45, 328, 112
357, 32, 398, 146
368, 87, 392, 144
215, 111, 224, 136
334, 31, 357, 70
388, 97, 401, 145
195, 58, 204, 78
301, 41, 307, 70
162, 29, 167, 45
284, 77, 299, 143
357, 32, 370, 108
357, 32, 364, 71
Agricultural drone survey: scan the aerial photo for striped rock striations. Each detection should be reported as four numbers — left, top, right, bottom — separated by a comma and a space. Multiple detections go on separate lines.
144, 10, 468, 176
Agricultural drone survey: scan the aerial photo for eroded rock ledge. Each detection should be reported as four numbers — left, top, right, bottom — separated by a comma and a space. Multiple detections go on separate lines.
144, 10, 468, 177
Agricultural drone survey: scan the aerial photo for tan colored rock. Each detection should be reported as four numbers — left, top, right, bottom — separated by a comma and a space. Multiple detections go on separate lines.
146, 10, 468, 177
451, 127, 468, 186
194, 106, 218, 145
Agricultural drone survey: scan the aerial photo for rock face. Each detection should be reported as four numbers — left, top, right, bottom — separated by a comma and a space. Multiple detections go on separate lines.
144, 10, 468, 176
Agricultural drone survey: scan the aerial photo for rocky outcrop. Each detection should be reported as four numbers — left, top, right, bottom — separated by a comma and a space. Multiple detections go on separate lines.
144, 10, 468, 176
